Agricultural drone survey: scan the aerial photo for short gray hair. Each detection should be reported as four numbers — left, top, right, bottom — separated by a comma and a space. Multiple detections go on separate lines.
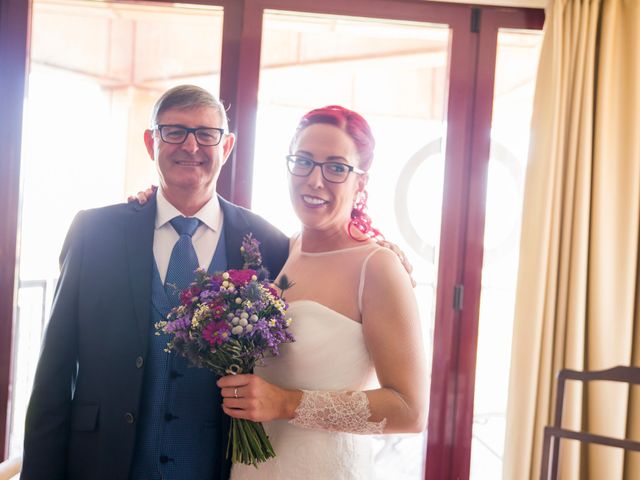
150, 84, 229, 130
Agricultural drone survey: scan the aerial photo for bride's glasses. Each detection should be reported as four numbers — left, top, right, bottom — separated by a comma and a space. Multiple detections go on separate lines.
286, 155, 365, 184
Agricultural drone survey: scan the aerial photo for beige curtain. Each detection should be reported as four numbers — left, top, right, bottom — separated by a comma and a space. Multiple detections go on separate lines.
503, 0, 640, 478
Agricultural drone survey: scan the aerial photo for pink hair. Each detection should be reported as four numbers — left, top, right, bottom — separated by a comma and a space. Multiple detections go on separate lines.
291, 105, 383, 241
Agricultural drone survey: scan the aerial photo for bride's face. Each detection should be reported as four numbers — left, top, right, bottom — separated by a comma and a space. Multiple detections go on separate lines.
288, 123, 367, 235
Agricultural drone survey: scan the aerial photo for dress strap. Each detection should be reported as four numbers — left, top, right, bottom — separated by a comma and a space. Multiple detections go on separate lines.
289, 232, 301, 253
357, 247, 382, 315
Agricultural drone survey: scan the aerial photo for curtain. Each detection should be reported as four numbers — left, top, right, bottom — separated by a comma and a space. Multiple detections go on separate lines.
503, 0, 640, 478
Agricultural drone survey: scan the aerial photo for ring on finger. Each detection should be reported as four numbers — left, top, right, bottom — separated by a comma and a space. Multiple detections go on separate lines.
234, 387, 238, 398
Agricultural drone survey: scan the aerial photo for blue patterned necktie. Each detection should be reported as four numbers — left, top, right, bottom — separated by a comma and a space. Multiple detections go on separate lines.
165, 216, 201, 307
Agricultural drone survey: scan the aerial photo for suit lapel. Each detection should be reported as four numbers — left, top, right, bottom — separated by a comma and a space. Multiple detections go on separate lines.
126, 193, 157, 349
219, 196, 249, 269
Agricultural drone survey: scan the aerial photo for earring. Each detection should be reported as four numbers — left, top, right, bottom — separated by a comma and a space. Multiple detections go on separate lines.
353, 191, 363, 208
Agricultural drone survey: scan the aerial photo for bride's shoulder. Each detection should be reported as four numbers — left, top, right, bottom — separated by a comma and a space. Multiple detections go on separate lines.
360, 245, 412, 290
362, 245, 406, 277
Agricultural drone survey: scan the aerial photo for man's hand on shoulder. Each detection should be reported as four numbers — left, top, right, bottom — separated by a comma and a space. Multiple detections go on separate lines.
376, 239, 416, 288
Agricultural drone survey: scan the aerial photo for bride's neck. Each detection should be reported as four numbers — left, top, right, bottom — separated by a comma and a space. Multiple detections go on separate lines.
299, 226, 363, 253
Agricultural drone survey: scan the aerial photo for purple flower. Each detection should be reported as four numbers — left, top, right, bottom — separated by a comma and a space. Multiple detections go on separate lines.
241, 234, 263, 270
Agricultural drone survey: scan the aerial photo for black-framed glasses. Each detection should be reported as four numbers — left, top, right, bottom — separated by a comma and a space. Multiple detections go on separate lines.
155, 124, 226, 146
286, 155, 365, 184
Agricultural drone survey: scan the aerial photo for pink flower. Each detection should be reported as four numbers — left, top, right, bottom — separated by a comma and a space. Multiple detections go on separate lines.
207, 299, 227, 320
227, 269, 257, 286
180, 285, 202, 305
202, 320, 231, 346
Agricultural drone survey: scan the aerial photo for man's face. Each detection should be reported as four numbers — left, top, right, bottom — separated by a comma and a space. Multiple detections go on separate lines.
144, 106, 235, 201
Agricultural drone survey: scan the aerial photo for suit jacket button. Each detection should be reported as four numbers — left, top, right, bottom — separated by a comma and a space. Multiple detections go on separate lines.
135, 356, 144, 368
124, 412, 135, 424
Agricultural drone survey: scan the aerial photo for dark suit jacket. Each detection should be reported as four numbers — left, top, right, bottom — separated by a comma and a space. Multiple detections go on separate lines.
21, 193, 289, 480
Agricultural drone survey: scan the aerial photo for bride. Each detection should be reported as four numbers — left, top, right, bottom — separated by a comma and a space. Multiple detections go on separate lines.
218, 105, 428, 479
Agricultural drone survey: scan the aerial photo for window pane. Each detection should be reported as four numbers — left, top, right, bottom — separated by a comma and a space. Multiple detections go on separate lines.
470, 29, 543, 479
251, 10, 451, 478
11, 0, 223, 457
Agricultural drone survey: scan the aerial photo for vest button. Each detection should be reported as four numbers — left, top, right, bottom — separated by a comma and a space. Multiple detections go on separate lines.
124, 412, 135, 424
159, 454, 170, 464
135, 356, 144, 368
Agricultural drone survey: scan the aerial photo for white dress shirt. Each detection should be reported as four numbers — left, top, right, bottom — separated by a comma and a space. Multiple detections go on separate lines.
153, 188, 224, 284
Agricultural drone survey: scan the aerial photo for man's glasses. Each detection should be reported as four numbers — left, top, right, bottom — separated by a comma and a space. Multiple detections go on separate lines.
155, 124, 225, 146
286, 155, 365, 184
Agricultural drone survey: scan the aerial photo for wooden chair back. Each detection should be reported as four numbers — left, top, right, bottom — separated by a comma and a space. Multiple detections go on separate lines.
540, 366, 640, 479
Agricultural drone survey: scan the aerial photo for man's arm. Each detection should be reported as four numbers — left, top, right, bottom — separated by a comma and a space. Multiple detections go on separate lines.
21, 212, 85, 480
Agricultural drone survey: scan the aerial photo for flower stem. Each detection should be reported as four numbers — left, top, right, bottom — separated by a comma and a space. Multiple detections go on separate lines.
228, 418, 276, 466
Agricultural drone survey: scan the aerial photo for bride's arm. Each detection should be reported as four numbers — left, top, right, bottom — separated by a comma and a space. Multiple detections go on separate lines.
291, 249, 427, 434
355, 247, 428, 433
217, 248, 428, 434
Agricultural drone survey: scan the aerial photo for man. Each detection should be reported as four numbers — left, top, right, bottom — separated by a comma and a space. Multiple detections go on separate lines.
21, 85, 289, 480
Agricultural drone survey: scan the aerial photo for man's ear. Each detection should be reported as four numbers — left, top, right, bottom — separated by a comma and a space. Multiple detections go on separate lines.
143, 129, 155, 160
220, 132, 236, 166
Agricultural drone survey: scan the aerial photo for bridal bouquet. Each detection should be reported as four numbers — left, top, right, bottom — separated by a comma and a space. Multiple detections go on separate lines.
156, 234, 294, 466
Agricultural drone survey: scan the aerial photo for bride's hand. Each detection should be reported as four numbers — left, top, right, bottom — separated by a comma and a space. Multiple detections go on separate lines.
127, 185, 157, 204
217, 374, 302, 422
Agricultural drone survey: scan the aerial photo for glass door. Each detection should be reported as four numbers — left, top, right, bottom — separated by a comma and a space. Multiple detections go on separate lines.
10, 0, 224, 457
470, 28, 543, 479
250, 9, 452, 479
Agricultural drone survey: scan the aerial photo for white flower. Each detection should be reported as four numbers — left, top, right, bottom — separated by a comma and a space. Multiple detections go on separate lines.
245, 324, 254, 332
250, 314, 259, 323
239, 318, 248, 327
222, 272, 230, 280
240, 312, 249, 319
231, 325, 243, 335
235, 297, 242, 304
232, 317, 240, 325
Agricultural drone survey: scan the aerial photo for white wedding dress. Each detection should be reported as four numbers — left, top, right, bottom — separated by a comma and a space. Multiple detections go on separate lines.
231, 241, 382, 480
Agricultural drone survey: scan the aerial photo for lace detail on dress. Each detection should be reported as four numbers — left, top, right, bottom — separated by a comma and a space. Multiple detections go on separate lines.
290, 390, 386, 434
